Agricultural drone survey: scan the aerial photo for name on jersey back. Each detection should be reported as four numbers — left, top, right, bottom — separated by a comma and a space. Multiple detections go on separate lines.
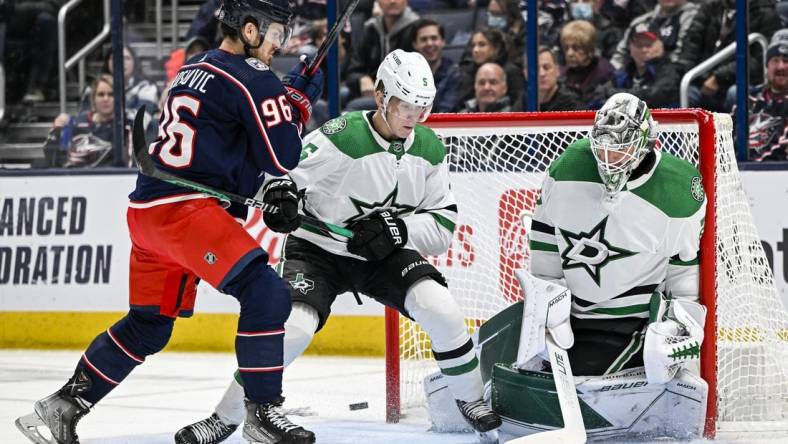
171, 68, 215, 94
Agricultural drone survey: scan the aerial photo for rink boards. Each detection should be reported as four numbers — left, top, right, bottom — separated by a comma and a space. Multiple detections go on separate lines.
1, 171, 787, 353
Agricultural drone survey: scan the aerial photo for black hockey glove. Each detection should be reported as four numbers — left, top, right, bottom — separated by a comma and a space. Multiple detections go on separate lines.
282, 55, 324, 128
347, 211, 408, 261
262, 178, 301, 233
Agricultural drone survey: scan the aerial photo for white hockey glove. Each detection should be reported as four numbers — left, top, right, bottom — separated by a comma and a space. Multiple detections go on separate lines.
513, 269, 574, 369
644, 293, 707, 384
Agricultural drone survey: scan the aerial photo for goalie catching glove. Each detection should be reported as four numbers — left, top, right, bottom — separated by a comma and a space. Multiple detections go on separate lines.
282, 55, 324, 129
347, 211, 408, 261
261, 178, 301, 233
644, 293, 706, 384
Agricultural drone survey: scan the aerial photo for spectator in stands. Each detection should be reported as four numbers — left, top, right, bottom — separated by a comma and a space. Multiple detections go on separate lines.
735, 31, 788, 161
102, 46, 159, 139
591, 22, 680, 109
597, 0, 655, 32
531, 46, 581, 111
345, 0, 419, 102
487, 0, 525, 54
164, 36, 211, 82
6, 0, 62, 102
677, 0, 780, 112
462, 62, 515, 112
610, 0, 698, 71
458, 28, 523, 110
49, 74, 122, 168
412, 18, 463, 112
566, 0, 623, 59
559, 20, 614, 107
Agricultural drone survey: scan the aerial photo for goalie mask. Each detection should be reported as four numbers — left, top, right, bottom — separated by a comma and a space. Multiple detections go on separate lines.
590, 93, 657, 194
216, 0, 294, 49
375, 50, 436, 124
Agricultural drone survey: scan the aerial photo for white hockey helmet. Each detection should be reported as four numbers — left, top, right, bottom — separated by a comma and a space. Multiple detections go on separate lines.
375, 49, 436, 122
589, 93, 658, 194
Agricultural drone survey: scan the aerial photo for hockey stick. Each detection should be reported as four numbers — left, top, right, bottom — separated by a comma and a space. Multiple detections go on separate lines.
505, 334, 586, 444
131, 107, 353, 240
304, 0, 360, 76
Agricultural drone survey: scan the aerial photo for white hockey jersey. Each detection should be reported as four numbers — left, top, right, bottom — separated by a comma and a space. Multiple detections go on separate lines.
529, 139, 706, 320
287, 111, 457, 259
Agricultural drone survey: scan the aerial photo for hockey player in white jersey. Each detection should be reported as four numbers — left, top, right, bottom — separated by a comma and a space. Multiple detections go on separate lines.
175, 49, 501, 444
477, 93, 710, 440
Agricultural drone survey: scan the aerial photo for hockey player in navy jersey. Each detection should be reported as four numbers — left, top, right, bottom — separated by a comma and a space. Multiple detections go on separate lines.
176, 49, 502, 444
15, 1, 322, 443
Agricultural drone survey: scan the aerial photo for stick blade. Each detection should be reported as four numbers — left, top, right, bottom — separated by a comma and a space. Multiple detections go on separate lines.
131, 105, 155, 174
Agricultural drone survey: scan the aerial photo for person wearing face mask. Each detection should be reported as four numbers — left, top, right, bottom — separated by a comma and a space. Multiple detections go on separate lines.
566, 0, 623, 58
487, 0, 526, 54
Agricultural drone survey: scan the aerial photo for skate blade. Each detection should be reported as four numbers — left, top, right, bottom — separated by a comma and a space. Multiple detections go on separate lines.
476, 429, 500, 444
15, 413, 55, 444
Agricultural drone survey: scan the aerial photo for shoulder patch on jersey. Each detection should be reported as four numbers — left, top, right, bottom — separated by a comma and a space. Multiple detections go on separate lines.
629, 153, 704, 218
406, 125, 446, 166
691, 176, 704, 202
321, 116, 347, 135
323, 112, 385, 159
245, 58, 269, 71
548, 139, 603, 184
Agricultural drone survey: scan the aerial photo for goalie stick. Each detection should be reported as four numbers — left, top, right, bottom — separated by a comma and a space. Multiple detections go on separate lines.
131, 107, 353, 240
505, 334, 587, 444
304, 0, 360, 76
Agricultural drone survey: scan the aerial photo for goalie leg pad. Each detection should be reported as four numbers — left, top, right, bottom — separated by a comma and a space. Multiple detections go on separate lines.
405, 278, 483, 402
78, 310, 174, 404
491, 364, 707, 441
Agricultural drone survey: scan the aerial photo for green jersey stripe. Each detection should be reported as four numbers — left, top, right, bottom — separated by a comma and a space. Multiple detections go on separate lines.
529, 240, 559, 252
441, 356, 479, 376
590, 304, 650, 316
669, 256, 699, 266
431, 213, 456, 233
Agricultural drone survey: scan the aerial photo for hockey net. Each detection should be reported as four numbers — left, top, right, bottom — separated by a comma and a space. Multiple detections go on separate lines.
384, 110, 788, 438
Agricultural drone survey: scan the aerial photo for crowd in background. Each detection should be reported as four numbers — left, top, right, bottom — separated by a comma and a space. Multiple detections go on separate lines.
1, 0, 787, 164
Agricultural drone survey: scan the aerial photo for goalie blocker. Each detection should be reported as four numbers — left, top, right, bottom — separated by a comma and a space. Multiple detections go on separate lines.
462, 299, 709, 441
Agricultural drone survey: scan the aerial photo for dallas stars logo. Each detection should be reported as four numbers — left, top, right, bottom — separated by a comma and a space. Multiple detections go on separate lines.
343, 185, 415, 224
289, 273, 315, 295
559, 217, 636, 285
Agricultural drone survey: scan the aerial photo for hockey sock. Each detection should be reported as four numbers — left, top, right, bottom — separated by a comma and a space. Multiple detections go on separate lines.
76, 310, 174, 404
405, 278, 484, 402
223, 257, 291, 404
214, 303, 319, 425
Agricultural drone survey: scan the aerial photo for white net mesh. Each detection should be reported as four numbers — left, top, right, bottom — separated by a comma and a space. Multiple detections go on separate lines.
393, 111, 788, 432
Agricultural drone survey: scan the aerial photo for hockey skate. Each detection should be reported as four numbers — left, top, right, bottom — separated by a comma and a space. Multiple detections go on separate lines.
456, 399, 502, 432
243, 397, 315, 444
15, 370, 92, 444
175, 413, 239, 444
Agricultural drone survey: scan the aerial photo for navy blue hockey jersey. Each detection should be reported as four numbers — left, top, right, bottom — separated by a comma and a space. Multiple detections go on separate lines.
130, 49, 302, 204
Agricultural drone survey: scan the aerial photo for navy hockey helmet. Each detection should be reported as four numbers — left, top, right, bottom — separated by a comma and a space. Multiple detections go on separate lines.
216, 0, 294, 48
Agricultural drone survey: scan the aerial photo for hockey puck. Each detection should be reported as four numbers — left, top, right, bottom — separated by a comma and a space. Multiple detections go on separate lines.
349, 402, 369, 411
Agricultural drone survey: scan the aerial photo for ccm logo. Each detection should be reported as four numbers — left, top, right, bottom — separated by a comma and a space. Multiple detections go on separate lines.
380, 211, 404, 244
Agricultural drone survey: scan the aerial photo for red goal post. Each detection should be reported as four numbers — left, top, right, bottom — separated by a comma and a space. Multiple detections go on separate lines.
384, 110, 788, 439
